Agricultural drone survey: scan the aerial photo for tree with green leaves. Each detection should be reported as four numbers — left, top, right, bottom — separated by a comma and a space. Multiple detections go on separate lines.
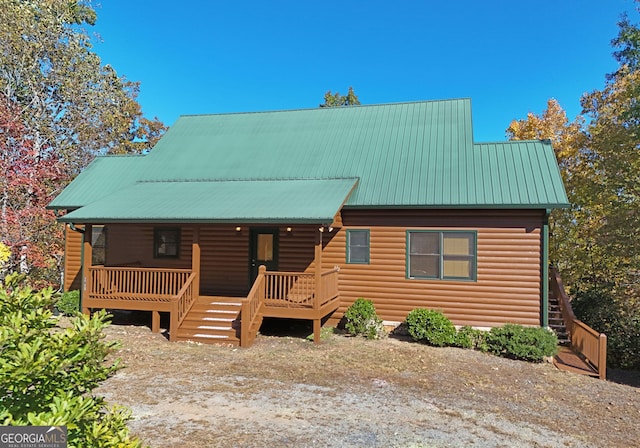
508, 4, 640, 368
320, 86, 361, 107
0, 0, 166, 174
0, 0, 165, 286
0, 274, 145, 446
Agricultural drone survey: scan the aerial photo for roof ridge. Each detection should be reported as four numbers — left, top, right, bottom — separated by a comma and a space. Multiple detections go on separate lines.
475, 139, 551, 145
177, 98, 472, 119
136, 177, 361, 184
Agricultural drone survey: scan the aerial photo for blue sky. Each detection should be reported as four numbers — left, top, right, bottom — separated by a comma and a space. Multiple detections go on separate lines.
91, 1, 637, 142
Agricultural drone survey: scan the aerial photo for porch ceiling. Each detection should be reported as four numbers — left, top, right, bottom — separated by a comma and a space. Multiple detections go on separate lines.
57, 178, 358, 224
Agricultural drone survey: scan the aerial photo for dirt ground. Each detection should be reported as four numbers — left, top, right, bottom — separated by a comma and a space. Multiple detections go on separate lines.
95, 314, 640, 448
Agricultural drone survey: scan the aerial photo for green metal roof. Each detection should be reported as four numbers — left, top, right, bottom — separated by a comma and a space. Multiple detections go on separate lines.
49, 99, 569, 223
58, 178, 358, 224
48, 155, 146, 210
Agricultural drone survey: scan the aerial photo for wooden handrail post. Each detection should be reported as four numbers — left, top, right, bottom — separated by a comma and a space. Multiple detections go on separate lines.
169, 301, 178, 342
191, 226, 201, 299
241, 265, 266, 348
240, 299, 248, 348
598, 333, 607, 380
82, 224, 92, 315
314, 229, 322, 311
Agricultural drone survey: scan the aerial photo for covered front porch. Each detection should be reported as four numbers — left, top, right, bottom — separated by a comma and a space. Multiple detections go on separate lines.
80, 224, 341, 347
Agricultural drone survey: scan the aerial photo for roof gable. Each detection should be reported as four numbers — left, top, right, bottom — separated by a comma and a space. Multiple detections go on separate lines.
49, 99, 569, 222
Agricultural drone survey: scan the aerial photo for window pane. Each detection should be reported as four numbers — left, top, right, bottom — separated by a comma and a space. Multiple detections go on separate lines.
347, 230, 369, 264
92, 226, 106, 265
349, 231, 368, 246
410, 254, 439, 278
410, 233, 439, 255
349, 247, 368, 263
443, 259, 471, 278
257, 234, 273, 261
443, 233, 473, 256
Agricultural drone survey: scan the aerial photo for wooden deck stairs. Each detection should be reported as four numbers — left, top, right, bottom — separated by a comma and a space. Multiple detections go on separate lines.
175, 296, 242, 346
548, 290, 570, 346
548, 271, 607, 380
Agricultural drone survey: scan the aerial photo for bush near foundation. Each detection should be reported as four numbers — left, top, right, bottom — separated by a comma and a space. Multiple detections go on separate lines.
453, 325, 487, 350
404, 308, 556, 362
405, 308, 457, 347
343, 298, 386, 340
0, 273, 145, 447
485, 324, 558, 362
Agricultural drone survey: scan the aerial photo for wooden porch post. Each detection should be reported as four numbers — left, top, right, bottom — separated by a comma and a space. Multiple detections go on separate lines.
192, 226, 201, 299
81, 224, 92, 315
313, 227, 323, 344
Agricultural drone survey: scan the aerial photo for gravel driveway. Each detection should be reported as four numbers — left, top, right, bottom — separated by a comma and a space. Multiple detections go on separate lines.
97, 319, 640, 448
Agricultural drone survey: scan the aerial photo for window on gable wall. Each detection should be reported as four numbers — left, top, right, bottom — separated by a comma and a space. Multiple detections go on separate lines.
407, 231, 476, 281
346, 229, 370, 264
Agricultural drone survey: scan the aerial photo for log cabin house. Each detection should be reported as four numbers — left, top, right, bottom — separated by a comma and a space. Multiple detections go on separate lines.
48, 99, 569, 347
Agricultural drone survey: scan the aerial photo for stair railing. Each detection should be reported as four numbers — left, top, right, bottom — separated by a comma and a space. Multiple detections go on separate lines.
241, 265, 266, 347
550, 267, 607, 379
169, 272, 198, 341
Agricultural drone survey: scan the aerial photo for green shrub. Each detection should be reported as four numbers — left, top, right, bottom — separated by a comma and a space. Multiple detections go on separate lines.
344, 298, 386, 339
405, 308, 456, 347
55, 289, 80, 316
572, 285, 640, 370
0, 273, 145, 447
453, 325, 486, 350
485, 323, 558, 362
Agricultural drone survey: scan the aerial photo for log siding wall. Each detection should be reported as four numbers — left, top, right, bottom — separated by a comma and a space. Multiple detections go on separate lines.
62, 209, 544, 328
63, 225, 83, 291
323, 210, 543, 327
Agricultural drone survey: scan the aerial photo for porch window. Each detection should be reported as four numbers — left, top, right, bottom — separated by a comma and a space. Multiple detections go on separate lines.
91, 226, 107, 265
346, 229, 370, 264
154, 228, 180, 258
407, 231, 476, 280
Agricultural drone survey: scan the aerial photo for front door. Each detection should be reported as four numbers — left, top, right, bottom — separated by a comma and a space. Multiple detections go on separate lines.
249, 228, 279, 285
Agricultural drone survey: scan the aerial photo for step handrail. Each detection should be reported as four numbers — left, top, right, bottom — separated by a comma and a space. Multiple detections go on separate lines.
170, 272, 198, 342
550, 267, 607, 379
241, 266, 266, 347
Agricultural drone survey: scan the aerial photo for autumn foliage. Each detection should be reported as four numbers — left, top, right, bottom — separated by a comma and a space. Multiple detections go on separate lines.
0, 0, 165, 287
508, 3, 640, 368
0, 97, 66, 286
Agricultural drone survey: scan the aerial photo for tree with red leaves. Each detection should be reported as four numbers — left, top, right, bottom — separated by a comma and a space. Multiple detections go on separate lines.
0, 96, 66, 287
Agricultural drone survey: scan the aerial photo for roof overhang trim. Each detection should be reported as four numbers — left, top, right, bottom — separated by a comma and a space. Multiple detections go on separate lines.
57, 178, 359, 225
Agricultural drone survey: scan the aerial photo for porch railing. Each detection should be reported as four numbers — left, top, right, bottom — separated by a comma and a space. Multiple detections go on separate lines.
550, 267, 607, 380
89, 266, 192, 301
86, 266, 196, 341
264, 271, 315, 308
319, 267, 340, 308
240, 266, 341, 346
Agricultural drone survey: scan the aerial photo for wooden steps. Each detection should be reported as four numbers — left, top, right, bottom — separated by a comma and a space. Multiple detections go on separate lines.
175, 296, 242, 346
548, 291, 570, 346
548, 291, 599, 378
